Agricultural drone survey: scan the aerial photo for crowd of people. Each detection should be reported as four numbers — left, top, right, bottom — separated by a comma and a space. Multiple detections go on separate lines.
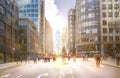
15, 51, 120, 67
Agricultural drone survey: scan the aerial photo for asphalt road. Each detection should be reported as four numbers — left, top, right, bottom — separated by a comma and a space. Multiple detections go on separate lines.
0, 59, 120, 78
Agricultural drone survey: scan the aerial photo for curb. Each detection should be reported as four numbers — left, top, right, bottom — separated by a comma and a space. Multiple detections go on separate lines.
101, 62, 120, 68
0, 62, 18, 70
88, 59, 120, 68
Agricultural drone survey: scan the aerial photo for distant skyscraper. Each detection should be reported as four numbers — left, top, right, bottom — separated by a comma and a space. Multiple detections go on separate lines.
68, 8, 76, 55
55, 30, 61, 53
45, 18, 53, 53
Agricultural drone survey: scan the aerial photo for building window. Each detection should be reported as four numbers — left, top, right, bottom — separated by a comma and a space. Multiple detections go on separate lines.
108, 0, 112, 2
115, 12, 119, 17
108, 22, 113, 26
0, 5, 5, 15
102, 12, 106, 17
109, 36, 113, 41
103, 36, 107, 41
115, 28, 119, 33
102, 20, 107, 25
0, 21, 5, 30
115, 36, 119, 41
103, 28, 107, 33
109, 28, 113, 33
114, 0, 118, 2
114, 4, 119, 9
6, 11, 12, 20
108, 4, 113, 9
102, 0, 106, 2
108, 12, 113, 17
102, 4, 106, 10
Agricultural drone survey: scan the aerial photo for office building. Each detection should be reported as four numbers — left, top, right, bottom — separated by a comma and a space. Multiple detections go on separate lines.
75, 0, 120, 55
0, 0, 19, 63
18, 17, 39, 58
45, 18, 53, 53
17, 0, 45, 53
68, 8, 76, 55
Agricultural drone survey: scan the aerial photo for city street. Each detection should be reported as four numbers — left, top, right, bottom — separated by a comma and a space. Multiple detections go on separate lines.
0, 59, 120, 78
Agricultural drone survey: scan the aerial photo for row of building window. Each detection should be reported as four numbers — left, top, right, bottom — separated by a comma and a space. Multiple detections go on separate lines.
79, 0, 97, 7
102, 12, 119, 17
102, 0, 118, 2
102, 4, 119, 10
81, 36, 120, 42
103, 36, 119, 41
81, 21, 98, 27
102, 20, 119, 26
103, 28, 119, 33
19, 4, 38, 8
81, 36, 98, 42
80, 6, 98, 13
80, 13, 98, 20
81, 29, 98, 34
0, 4, 18, 23
18, 0, 38, 4
20, 9, 38, 13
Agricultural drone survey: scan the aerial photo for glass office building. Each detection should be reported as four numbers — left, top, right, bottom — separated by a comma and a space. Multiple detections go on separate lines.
17, 0, 42, 31
76, 0, 100, 52
76, 0, 120, 55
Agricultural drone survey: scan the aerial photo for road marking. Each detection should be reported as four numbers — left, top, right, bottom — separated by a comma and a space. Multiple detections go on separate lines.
16, 75, 23, 78
37, 73, 48, 78
0, 74, 11, 78
43, 73, 48, 76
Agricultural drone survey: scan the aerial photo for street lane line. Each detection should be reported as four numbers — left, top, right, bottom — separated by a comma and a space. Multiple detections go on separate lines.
0, 74, 11, 78
37, 73, 48, 78
37, 75, 42, 78
43, 73, 48, 76
16, 75, 23, 78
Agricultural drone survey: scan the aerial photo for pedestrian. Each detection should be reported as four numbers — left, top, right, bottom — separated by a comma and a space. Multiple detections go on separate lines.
82, 54, 85, 61
73, 55, 76, 62
94, 52, 101, 67
68, 55, 71, 61
85, 54, 88, 61
33, 57, 37, 63
116, 53, 120, 65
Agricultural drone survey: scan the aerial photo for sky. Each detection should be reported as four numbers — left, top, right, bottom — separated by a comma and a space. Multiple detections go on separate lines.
45, 0, 75, 32
45, 0, 75, 52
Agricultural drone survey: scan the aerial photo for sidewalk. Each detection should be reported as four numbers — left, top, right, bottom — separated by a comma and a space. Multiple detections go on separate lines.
0, 62, 18, 70
89, 57, 120, 68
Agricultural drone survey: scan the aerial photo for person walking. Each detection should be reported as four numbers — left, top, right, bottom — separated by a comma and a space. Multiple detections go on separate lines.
94, 52, 101, 67
116, 52, 120, 65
